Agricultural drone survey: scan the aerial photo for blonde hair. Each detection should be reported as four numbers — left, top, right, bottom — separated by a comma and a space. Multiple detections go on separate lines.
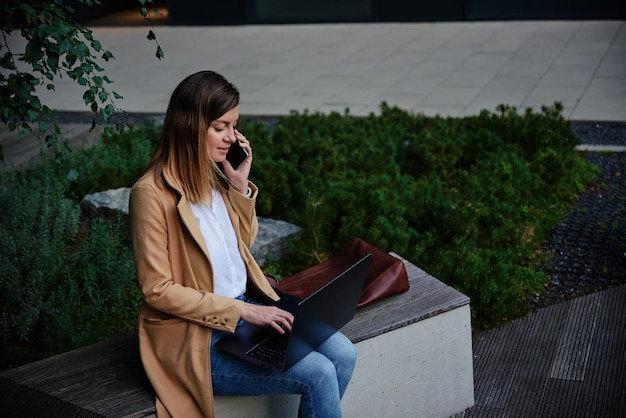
147, 71, 240, 203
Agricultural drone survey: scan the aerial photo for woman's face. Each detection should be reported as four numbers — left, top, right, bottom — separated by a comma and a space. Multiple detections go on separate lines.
206, 105, 240, 163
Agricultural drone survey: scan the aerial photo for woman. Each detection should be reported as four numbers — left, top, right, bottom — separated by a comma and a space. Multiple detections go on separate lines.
129, 71, 357, 418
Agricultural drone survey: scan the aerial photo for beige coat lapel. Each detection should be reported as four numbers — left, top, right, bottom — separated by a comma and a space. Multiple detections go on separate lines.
162, 170, 211, 262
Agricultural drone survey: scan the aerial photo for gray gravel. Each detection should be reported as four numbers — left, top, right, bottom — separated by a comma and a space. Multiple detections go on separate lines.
572, 122, 626, 146
530, 123, 626, 309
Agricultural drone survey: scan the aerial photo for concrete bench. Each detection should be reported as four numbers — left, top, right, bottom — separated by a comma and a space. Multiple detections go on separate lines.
0, 256, 474, 417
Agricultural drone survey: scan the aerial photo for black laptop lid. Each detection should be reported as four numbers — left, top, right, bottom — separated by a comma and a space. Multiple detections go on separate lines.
282, 253, 371, 370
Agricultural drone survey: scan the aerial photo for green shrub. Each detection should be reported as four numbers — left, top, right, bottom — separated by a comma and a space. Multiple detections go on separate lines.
249, 103, 598, 329
0, 104, 598, 368
0, 124, 150, 369
61, 120, 160, 200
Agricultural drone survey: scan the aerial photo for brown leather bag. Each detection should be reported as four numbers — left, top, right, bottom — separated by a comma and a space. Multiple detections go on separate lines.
266, 238, 409, 307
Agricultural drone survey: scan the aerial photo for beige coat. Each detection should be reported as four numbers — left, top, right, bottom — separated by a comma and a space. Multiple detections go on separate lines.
129, 168, 280, 418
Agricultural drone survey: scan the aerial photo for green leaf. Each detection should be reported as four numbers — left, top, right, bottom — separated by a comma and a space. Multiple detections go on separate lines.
18, 3, 36, 16
100, 104, 115, 121
26, 109, 39, 122
1, 107, 14, 122
101, 51, 114, 61
147, 30, 156, 41
83, 89, 95, 105
45, 134, 56, 147
156, 45, 164, 60
67, 168, 80, 182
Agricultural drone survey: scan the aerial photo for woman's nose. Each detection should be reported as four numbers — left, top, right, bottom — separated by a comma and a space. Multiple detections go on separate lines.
227, 128, 237, 143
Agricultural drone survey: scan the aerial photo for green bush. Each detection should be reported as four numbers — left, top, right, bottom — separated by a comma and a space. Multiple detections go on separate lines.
248, 103, 598, 329
0, 124, 151, 369
0, 104, 598, 368
61, 120, 160, 199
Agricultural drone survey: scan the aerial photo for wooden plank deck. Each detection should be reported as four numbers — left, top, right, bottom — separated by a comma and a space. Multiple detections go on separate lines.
456, 283, 626, 417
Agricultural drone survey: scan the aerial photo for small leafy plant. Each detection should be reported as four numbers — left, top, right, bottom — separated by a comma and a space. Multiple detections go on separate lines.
0, 0, 163, 162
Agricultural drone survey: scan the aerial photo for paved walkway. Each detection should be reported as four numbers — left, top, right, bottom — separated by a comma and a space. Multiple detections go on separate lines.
5, 20, 626, 121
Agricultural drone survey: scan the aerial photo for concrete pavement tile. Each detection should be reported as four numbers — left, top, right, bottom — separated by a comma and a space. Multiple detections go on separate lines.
409, 60, 459, 78
497, 57, 553, 78
477, 76, 540, 103
440, 68, 499, 87
461, 52, 514, 70
573, 77, 626, 116
523, 85, 586, 109
387, 75, 444, 95
422, 86, 483, 107
550, 52, 607, 69
427, 47, 474, 63
537, 69, 595, 87
594, 58, 626, 78
356, 67, 409, 87
570, 102, 626, 121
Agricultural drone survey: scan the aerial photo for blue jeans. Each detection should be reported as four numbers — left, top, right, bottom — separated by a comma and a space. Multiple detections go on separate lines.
210, 298, 357, 418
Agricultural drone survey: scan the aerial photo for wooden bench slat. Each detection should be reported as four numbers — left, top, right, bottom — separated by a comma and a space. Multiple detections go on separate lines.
1, 334, 154, 417
342, 256, 469, 342
0, 376, 101, 417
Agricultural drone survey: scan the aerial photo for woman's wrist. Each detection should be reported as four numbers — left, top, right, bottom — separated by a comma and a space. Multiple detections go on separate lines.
232, 182, 252, 197
231, 181, 248, 195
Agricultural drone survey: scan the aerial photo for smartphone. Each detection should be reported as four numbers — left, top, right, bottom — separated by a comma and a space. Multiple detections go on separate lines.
226, 141, 249, 170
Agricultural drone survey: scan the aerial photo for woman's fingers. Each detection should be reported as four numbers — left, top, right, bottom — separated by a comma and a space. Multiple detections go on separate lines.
241, 303, 294, 334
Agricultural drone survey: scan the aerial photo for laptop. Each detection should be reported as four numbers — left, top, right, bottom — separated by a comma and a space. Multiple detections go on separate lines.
215, 253, 371, 372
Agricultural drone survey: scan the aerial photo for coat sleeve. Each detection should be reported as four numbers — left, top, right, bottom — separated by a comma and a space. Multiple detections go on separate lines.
130, 180, 243, 333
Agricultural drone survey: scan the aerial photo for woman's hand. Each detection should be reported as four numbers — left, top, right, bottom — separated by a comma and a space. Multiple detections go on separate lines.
223, 129, 252, 195
240, 303, 294, 334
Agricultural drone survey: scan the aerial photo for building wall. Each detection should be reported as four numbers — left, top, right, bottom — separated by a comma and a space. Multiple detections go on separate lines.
167, 0, 625, 25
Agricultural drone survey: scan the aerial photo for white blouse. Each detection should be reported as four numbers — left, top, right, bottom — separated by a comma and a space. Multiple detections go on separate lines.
189, 190, 247, 299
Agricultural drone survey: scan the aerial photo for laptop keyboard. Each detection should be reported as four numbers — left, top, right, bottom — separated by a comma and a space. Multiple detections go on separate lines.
246, 332, 289, 366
